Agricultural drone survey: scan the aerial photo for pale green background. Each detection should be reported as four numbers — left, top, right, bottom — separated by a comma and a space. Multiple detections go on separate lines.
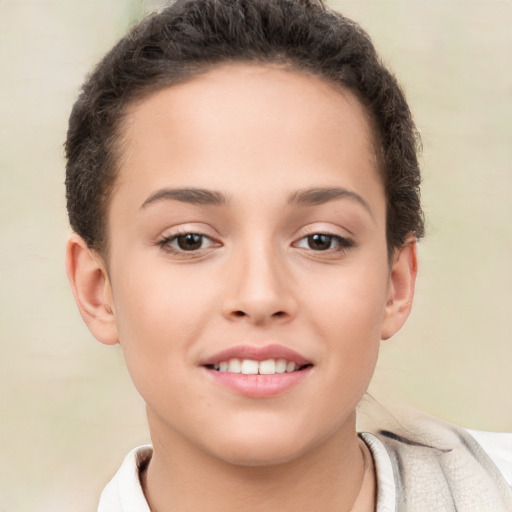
1, 1, 511, 510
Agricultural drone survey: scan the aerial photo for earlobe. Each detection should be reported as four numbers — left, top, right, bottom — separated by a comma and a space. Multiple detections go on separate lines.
65, 234, 119, 345
381, 238, 418, 340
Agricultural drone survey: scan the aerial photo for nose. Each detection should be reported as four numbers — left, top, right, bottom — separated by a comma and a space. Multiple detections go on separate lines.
221, 243, 297, 326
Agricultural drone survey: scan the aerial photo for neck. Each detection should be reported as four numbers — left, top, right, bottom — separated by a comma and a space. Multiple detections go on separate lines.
142, 410, 374, 512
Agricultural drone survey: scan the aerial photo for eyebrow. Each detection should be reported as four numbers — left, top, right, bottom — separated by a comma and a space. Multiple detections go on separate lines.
140, 185, 372, 216
140, 188, 228, 209
288, 187, 373, 217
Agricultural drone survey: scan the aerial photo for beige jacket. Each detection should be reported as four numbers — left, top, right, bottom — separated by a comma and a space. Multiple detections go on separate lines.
367, 410, 512, 511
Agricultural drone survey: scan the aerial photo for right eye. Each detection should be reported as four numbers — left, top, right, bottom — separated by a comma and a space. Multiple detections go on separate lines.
158, 232, 218, 254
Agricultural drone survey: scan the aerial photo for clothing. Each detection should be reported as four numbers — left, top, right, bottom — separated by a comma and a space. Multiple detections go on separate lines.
98, 414, 512, 512
361, 410, 512, 511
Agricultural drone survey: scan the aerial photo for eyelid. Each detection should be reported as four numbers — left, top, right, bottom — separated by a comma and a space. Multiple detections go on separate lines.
157, 222, 221, 242
165, 232, 214, 247
290, 223, 356, 256
293, 233, 354, 249
296, 233, 348, 244
292, 222, 353, 241
157, 225, 223, 256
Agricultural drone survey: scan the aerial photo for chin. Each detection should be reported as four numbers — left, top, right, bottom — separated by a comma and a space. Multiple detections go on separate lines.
210, 437, 311, 468
199, 416, 326, 468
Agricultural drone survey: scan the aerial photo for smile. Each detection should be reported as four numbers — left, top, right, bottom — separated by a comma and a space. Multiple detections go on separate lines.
207, 358, 308, 374
202, 345, 313, 398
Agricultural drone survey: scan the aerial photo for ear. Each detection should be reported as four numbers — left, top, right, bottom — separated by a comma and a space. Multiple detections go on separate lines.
380, 238, 418, 340
65, 234, 119, 345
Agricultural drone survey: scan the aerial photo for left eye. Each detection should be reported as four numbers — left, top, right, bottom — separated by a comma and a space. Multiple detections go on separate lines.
295, 233, 351, 251
161, 233, 213, 252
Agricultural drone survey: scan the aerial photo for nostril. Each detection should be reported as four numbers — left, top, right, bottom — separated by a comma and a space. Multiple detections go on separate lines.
226, 309, 291, 322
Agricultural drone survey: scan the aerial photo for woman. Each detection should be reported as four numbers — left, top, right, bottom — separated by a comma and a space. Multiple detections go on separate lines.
64, 1, 512, 510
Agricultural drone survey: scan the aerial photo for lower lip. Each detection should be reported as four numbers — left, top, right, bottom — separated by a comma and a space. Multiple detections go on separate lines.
204, 367, 312, 398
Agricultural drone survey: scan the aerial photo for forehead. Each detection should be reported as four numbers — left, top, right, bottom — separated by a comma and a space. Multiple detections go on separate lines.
113, 63, 382, 210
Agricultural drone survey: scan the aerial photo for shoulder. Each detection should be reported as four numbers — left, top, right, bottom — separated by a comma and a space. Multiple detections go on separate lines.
466, 429, 512, 486
360, 407, 512, 511
97, 445, 152, 512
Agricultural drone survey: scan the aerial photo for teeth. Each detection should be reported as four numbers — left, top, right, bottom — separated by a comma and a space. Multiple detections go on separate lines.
227, 358, 242, 373
275, 359, 287, 373
286, 362, 297, 372
212, 358, 304, 375
259, 359, 276, 375
241, 359, 259, 374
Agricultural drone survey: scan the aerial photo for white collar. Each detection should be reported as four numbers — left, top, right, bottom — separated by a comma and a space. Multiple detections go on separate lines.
96, 430, 511, 511
97, 436, 396, 512
98, 445, 152, 512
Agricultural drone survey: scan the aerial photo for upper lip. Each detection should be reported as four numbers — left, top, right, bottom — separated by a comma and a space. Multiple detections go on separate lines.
201, 344, 312, 366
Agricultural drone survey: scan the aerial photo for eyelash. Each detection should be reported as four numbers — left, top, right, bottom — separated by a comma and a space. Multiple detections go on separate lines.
157, 231, 354, 256
293, 233, 354, 253
158, 231, 218, 255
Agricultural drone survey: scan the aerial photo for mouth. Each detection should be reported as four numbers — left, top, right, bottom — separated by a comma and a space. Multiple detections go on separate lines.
201, 344, 313, 398
204, 358, 311, 375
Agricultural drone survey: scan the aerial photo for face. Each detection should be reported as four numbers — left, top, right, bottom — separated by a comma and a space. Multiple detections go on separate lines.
99, 64, 410, 465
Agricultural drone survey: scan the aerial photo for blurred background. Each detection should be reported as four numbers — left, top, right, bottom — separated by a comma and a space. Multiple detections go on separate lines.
1, 0, 511, 510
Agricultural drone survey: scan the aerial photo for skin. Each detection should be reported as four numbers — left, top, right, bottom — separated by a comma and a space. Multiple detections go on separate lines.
66, 64, 417, 512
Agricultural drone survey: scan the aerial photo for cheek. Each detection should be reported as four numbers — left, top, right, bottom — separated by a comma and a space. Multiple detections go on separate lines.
301, 255, 390, 334
109, 261, 218, 391
113, 257, 216, 335
298, 258, 389, 393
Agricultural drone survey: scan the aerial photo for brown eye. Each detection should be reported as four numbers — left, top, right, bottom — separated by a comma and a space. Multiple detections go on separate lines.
159, 231, 221, 256
176, 233, 204, 251
307, 234, 335, 251
294, 233, 354, 253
